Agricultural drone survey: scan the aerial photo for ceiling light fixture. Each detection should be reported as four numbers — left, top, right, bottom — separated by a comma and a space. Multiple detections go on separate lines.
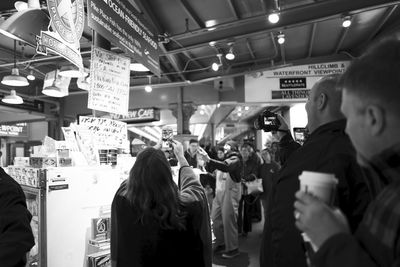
0, 8, 49, 46
212, 53, 223, 72
2, 90, 23, 104
342, 16, 352, 28
58, 65, 88, 78
42, 69, 70, 97
268, 11, 280, 24
27, 70, 35, 81
130, 63, 150, 72
225, 44, 235, 60
277, 33, 285, 45
209, 41, 217, 47
1, 40, 29, 87
145, 76, 152, 93
245, 106, 249, 111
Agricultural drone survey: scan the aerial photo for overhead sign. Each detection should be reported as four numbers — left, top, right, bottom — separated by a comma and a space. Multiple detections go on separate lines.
36, 0, 84, 69
280, 78, 306, 89
110, 108, 160, 123
87, 0, 160, 76
0, 123, 28, 137
78, 116, 128, 149
271, 89, 310, 100
264, 61, 350, 78
88, 46, 130, 115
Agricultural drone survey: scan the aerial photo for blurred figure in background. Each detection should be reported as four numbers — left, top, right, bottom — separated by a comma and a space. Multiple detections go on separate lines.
270, 141, 281, 167
184, 139, 200, 168
259, 149, 280, 223
238, 143, 262, 237
197, 141, 243, 259
111, 141, 212, 267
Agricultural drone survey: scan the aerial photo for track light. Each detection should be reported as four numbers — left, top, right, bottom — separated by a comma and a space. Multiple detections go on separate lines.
268, 11, 280, 24
27, 70, 35, 81
225, 44, 235, 60
212, 54, 223, 71
145, 76, 152, 93
342, 16, 352, 28
277, 33, 285, 45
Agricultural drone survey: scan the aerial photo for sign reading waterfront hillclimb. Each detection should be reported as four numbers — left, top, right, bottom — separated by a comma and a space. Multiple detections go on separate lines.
87, 0, 160, 76
88, 46, 130, 115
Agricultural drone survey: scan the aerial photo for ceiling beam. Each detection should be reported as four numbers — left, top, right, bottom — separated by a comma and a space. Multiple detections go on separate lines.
307, 23, 317, 58
179, 0, 205, 28
134, 0, 187, 81
164, 0, 400, 55
334, 17, 353, 54
246, 39, 256, 59
365, 5, 398, 44
226, 0, 240, 19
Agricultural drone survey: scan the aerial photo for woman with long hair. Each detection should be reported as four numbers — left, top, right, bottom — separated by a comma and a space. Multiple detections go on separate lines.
111, 140, 211, 267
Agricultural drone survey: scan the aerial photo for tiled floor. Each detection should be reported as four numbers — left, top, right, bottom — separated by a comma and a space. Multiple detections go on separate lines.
212, 219, 264, 267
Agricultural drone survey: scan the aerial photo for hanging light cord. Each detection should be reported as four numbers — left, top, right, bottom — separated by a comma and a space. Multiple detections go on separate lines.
13, 40, 16, 69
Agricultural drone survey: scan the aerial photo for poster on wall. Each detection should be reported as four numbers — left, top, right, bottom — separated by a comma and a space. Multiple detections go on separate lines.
78, 116, 128, 149
87, 0, 160, 76
88, 46, 130, 115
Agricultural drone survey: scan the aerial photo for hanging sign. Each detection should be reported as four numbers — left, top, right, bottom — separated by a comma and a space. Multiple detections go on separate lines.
280, 78, 307, 89
87, 0, 160, 76
109, 108, 160, 123
36, 0, 84, 70
0, 123, 28, 137
88, 46, 130, 115
78, 116, 128, 149
271, 89, 311, 100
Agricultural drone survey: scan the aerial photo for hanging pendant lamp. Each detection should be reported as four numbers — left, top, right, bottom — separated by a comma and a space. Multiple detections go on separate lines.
1, 40, 29, 87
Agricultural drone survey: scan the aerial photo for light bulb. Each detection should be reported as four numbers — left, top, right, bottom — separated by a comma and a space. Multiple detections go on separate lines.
238, 106, 242, 112
212, 62, 219, 71
145, 85, 152, 92
342, 17, 351, 28
245, 106, 249, 111
278, 34, 285, 44
268, 12, 280, 24
200, 110, 205, 115
237, 112, 242, 117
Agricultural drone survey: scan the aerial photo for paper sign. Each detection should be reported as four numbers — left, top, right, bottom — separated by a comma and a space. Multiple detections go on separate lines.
79, 116, 127, 149
88, 46, 130, 115
61, 127, 80, 152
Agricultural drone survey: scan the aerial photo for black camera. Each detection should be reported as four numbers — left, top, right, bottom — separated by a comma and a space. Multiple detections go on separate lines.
254, 110, 281, 132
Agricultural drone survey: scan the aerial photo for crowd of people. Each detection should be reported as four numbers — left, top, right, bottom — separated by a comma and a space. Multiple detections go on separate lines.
1, 38, 400, 267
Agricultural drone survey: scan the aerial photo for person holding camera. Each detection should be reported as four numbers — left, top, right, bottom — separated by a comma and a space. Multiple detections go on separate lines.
260, 74, 371, 267
197, 140, 243, 259
111, 140, 212, 267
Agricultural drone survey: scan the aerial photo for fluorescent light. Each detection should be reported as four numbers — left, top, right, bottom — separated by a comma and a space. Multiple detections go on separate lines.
1, 68, 29, 86
2, 90, 23, 104
130, 63, 150, 72
268, 12, 280, 24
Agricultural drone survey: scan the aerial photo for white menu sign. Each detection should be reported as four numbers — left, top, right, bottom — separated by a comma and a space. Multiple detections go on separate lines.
88, 46, 130, 115
79, 116, 128, 149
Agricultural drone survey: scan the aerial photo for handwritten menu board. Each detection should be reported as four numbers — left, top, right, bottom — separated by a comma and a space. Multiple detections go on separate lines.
79, 116, 128, 149
88, 46, 130, 115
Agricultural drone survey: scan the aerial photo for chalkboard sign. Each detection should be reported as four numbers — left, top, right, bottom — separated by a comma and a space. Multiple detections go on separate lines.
88, 46, 130, 115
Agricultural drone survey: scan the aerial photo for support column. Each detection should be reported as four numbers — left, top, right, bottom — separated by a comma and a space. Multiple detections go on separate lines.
170, 87, 197, 135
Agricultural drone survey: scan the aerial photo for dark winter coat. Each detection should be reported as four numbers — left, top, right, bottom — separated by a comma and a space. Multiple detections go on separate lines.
260, 120, 371, 267
0, 167, 34, 267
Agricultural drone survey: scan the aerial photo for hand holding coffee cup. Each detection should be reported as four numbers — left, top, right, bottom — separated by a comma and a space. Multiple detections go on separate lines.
298, 171, 338, 205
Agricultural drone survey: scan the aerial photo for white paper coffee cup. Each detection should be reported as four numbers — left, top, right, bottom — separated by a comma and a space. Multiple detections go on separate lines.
299, 171, 338, 205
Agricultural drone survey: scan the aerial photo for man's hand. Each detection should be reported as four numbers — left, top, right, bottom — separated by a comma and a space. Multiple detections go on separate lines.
294, 191, 350, 248
197, 147, 210, 162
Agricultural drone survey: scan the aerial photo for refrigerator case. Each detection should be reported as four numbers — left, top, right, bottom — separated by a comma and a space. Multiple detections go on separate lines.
22, 185, 46, 267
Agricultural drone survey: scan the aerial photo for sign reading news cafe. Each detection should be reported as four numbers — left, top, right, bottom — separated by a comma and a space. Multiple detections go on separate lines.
244, 61, 350, 103
36, 0, 84, 70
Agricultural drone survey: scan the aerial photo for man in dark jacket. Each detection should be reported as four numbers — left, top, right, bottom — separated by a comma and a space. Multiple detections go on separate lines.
294, 38, 400, 267
260, 74, 371, 267
0, 167, 34, 267
198, 140, 243, 259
